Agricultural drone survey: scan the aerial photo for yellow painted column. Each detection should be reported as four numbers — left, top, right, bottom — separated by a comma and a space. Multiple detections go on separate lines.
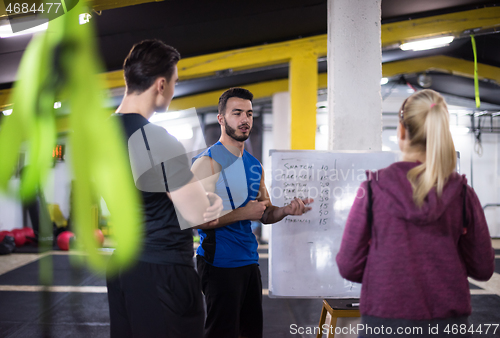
289, 53, 317, 150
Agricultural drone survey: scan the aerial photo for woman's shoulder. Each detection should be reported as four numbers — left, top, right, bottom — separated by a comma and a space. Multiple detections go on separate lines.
365, 161, 418, 182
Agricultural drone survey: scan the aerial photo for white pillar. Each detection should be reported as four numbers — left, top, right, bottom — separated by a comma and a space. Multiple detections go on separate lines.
328, 0, 383, 151
261, 92, 292, 243
272, 92, 291, 150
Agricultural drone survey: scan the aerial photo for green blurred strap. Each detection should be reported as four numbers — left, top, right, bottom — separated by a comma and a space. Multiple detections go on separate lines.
0, 17, 60, 286
54, 2, 142, 273
0, 2, 142, 274
61, 0, 68, 12
470, 35, 480, 109
0, 36, 43, 198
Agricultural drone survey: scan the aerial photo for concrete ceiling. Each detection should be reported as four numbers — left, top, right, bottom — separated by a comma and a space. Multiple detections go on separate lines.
0, 0, 499, 105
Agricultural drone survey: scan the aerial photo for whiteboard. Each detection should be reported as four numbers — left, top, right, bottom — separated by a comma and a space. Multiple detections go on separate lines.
269, 151, 398, 298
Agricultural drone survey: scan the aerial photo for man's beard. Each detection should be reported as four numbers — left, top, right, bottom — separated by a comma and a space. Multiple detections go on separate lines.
224, 117, 251, 142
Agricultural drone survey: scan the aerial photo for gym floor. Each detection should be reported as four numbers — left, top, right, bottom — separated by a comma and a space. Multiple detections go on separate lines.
0, 241, 499, 338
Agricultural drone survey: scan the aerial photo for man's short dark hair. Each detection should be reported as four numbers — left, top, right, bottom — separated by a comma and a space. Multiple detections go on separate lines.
218, 88, 254, 115
123, 40, 180, 94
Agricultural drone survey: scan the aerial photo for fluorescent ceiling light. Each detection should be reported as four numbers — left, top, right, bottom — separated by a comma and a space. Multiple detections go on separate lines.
400, 36, 454, 51
79, 13, 91, 25
3, 109, 13, 116
380, 78, 389, 85
0, 21, 48, 38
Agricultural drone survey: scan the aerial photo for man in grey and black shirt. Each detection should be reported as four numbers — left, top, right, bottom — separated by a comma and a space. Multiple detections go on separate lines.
106, 40, 222, 338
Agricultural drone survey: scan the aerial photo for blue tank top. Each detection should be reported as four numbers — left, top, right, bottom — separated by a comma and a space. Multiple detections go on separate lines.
192, 142, 262, 268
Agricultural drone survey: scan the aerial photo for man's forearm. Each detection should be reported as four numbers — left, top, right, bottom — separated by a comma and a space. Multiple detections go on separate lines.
193, 208, 245, 230
196, 201, 290, 229
193, 208, 244, 230
261, 205, 287, 224
195, 208, 249, 229
216, 208, 251, 227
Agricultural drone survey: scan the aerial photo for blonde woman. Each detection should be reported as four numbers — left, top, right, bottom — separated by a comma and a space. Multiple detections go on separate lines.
336, 89, 494, 338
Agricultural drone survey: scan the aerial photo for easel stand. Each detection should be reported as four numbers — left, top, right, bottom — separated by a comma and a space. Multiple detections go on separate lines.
316, 299, 360, 338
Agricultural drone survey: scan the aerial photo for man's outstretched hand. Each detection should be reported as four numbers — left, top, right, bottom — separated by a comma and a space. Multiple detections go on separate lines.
283, 197, 313, 216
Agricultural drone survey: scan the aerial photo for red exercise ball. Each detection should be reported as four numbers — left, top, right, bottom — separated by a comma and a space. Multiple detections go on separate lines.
95, 229, 104, 247
57, 231, 75, 251
0, 231, 14, 242
12, 229, 26, 247
23, 227, 35, 243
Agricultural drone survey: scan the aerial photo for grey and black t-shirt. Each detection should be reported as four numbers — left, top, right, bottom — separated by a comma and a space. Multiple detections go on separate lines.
112, 113, 194, 267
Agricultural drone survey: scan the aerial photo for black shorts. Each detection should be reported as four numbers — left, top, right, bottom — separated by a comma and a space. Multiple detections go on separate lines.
196, 255, 263, 338
106, 260, 204, 338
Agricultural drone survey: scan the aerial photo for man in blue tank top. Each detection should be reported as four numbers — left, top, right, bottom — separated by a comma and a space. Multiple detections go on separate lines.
191, 88, 313, 338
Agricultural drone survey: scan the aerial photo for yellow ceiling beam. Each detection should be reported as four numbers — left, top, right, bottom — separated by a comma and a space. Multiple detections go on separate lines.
48, 7, 500, 88
166, 54, 500, 113
169, 79, 286, 112
1, 7, 500, 108
47, 73, 326, 134
99, 71, 125, 89
382, 7, 500, 46
382, 55, 500, 84
0, 73, 328, 131
178, 35, 327, 80
0, 69, 124, 109
6, 54, 500, 111
0, 89, 12, 110
0, 35, 326, 108
169, 73, 328, 112
55, 114, 69, 132
176, 7, 500, 79
71, 34, 327, 90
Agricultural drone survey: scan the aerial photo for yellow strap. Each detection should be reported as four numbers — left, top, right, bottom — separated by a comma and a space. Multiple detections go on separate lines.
470, 35, 480, 109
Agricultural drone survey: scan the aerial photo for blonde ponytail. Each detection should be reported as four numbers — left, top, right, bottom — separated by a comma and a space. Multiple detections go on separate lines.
402, 90, 457, 207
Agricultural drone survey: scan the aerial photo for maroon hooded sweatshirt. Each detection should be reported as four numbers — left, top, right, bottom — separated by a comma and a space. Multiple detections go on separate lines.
337, 161, 494, 322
